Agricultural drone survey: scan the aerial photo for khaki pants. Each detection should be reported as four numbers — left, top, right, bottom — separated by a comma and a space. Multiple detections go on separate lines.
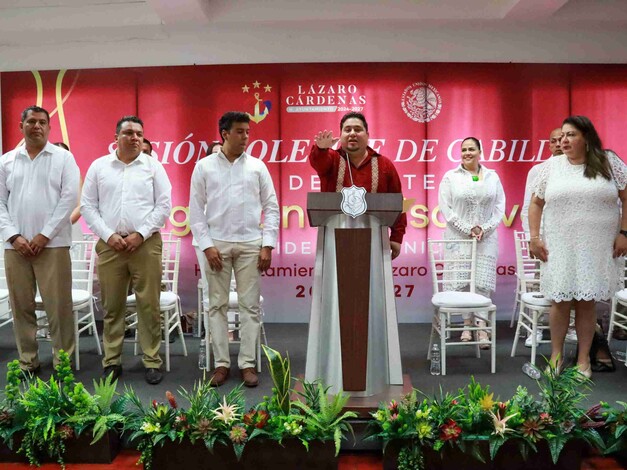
97, 233, 163, 369
5, 247, 74, 370
207, 239, 261, 369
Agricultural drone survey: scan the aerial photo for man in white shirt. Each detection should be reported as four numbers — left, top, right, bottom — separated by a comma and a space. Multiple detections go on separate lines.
0, 106, 79, 374
81, 116, 172, 385
190, 111, 279, 387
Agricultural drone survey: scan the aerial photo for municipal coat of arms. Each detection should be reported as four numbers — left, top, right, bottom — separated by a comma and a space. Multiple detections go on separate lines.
340, 185, 367, 218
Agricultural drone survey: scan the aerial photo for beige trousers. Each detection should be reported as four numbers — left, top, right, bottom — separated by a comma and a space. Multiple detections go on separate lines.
207, 239, 261, 369
97, 233, 163, 368
5, 247, 74, 370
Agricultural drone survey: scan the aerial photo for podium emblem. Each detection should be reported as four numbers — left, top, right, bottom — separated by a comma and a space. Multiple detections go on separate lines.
340, 185, 367, 218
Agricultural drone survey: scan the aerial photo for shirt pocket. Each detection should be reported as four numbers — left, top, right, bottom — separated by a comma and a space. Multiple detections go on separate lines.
128, 168, 154, 203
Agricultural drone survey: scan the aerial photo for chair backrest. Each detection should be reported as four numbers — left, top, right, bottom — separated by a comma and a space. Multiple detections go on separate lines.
513, 230, 540, 289
161, 232, 178, 262
70, 239, 97, 292
161, 237, 181, 295
428, 238, 477, 294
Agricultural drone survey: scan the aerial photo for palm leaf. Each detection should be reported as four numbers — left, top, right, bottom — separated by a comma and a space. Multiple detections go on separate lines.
547, 435, 567, 464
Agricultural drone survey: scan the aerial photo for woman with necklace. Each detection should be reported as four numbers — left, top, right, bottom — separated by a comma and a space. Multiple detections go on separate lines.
529, 115, 627, 379
438, 137, 506, 347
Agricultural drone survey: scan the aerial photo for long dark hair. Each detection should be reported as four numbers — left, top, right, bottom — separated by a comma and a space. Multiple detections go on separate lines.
562, 115, 611, 180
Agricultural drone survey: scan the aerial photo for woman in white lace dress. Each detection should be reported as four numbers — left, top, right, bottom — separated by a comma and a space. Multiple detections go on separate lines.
529, 116, 627, 378
438, 137, 506, 347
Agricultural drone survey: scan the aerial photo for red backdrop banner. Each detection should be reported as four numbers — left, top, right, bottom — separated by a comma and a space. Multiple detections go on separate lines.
2, 63, 626, 322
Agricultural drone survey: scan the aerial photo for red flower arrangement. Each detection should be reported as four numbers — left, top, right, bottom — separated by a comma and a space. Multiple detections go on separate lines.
439, 419, 462, 442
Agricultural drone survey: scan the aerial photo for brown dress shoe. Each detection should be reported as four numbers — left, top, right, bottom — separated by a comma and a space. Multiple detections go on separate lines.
210, 366, 230, 387
240, 367, 259, 387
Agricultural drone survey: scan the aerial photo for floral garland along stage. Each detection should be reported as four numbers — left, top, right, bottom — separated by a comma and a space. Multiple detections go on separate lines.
0, 349, 625, 469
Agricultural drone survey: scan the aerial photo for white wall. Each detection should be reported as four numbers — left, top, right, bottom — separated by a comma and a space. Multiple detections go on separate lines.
2, 22, 627, 73
1, 0, 627, 72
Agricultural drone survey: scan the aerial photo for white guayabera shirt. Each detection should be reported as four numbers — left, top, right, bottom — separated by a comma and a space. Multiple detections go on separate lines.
189, 151, 279, 251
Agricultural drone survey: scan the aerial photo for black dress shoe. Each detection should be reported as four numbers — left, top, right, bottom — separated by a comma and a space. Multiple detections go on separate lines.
145, 368, 163, 385
102, 365, 123, 382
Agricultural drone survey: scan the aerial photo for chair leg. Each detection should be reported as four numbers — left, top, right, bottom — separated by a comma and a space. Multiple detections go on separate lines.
530, 309, 538, 367
74, 309, 80, 370
176, 301, 188, 357
511, 303, 525, 357
260, 321, 268, 346
439, 311, 447, 376
134, 328, 139, 356
510, 279, 520, 327
427, 316, 435, 360
204, 311, 211, 372
607, 297, 617, 345
474, 313, 481, 359
164, 310, 170, 372
491, 310, 496, 373
256, 323, 262, 373
197, 284, 203, 338
89, 301, 102, 356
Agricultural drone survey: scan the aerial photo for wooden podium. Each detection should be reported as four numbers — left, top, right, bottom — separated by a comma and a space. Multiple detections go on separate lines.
304, 192, 404, 397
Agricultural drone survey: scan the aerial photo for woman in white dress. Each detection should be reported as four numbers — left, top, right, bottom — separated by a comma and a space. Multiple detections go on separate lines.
529, 116, 627, 378
438, 137, 506, 347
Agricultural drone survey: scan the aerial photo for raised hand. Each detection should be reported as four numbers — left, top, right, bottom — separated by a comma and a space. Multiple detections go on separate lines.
314, 130, 339, 149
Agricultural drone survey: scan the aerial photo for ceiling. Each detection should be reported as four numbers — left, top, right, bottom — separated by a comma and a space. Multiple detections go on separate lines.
0, 0, 626, 71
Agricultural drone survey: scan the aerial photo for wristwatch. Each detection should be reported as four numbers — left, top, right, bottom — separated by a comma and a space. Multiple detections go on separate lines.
620, 230, 627, 237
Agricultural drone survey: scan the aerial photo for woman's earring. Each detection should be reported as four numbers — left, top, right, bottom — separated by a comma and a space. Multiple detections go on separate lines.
586, 143, 589, 152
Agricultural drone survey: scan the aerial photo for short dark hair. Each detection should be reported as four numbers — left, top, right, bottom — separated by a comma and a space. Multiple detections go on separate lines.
207, 141, 222, 156
142, 138, 153, 154
461, 137, 482, 152
116, 115, 144, 134
340, 112, 368, 132
53, 142, 69, 151
562, 115, 610, 180
219, 112, 250, 141
21, 106, 50, 123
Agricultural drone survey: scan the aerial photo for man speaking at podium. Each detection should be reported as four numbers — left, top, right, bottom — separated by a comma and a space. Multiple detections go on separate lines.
308, 112, 407, 257
305, 112, 406, 397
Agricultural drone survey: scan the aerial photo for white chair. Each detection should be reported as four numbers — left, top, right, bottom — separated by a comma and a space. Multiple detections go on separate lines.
0, 242, 12, 330
195, 246, 267, 373
427, 239, 496, 375
510, 233, 580, 365
35, 239, 102, 370
511, 292, 552, 366
125, 236, 188, 371
510, 230, 541, 327
607, 260, 627, 346
510, 232, 552, 365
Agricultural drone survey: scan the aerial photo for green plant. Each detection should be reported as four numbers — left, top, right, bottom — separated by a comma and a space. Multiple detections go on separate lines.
369, 389, 440, 469
371, 365, 611, 470
0, 360, 27, 450
262, 344, 291, 415
600, 400, 627, 455
291, 381, 357, 455
65, 374, 126, 444
17, 350, 124, 468
253, 346, 356, 455
124, 380, 248, 470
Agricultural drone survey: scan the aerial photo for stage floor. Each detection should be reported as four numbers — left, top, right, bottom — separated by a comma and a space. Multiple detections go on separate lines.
0, 322, 625, 407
